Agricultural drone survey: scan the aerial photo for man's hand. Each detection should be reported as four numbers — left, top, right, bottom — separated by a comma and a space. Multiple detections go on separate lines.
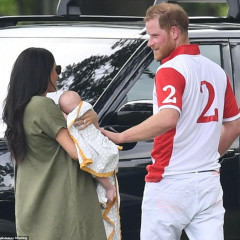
100, 128, 122, 144
101, 108, 179, 144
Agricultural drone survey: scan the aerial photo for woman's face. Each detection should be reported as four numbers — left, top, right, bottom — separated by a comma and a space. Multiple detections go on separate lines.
47, 63, 58, 93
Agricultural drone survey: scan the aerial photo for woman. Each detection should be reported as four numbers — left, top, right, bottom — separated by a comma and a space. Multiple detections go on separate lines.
3, 47, 107, 240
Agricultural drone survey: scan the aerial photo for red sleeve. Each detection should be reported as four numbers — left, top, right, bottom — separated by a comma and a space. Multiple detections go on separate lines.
155, 67, 185, 110
223, 76, 240, 119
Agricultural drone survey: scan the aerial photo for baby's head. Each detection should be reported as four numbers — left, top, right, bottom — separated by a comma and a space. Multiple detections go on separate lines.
59, 90, 81, 114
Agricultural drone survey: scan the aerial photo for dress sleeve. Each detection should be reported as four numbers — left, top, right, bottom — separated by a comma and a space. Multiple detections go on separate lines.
32, 97, 67, 139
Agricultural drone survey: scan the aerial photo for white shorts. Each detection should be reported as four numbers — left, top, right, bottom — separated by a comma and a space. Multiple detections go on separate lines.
140, 171, 225, 240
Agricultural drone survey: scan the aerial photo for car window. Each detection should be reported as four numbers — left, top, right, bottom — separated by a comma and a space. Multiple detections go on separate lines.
126, 59, 159, 102
199, 45, 221, 66
230, 42, 240, 106
0, 37, 143, 137
54, 38, 143, 105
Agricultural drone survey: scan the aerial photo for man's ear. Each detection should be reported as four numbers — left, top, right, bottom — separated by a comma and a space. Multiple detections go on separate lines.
170, 26, 179, 40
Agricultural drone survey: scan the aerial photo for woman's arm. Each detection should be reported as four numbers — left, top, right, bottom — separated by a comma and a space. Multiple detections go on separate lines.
56, 128, 78, 161
56, 109, 98, 160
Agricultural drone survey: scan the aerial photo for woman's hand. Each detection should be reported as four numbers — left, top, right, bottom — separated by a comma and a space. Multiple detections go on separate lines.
74, 109, 99, 130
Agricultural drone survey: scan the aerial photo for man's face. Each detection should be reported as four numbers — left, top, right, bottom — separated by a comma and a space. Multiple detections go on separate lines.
146, 17, 175, 61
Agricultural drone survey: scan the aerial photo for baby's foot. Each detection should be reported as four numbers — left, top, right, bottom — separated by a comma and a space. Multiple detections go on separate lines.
106, 185, 116, 202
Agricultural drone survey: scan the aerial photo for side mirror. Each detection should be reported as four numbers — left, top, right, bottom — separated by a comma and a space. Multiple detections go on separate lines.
117, 100, 153, 126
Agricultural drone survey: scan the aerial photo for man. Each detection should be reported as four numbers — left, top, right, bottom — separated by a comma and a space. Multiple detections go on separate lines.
101, 3, 240, 240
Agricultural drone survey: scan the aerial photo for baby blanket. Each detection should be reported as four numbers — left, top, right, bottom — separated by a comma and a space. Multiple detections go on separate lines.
67, 101, 121, 240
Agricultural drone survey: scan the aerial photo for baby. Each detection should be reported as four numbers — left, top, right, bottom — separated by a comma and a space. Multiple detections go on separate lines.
59, 90, 119, 202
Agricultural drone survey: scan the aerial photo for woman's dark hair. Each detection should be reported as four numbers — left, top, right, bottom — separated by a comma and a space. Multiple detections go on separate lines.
2, 47, 55, 163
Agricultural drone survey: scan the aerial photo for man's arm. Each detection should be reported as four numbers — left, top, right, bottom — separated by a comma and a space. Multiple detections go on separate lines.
218, 117, 240, 156
101, 108, 179, 144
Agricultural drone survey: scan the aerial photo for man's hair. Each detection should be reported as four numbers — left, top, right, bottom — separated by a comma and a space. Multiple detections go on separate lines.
145, 3, 189, 34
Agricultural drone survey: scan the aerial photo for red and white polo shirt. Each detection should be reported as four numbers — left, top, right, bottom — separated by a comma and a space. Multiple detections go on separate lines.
145, 44, 240, 182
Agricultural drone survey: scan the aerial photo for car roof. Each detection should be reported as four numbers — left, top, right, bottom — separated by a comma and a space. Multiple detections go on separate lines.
2, 15, 240, 39
0, 24, 145, 39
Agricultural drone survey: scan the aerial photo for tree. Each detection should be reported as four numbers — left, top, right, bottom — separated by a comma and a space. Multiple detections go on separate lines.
17, 0, 59, 15
181, 2, 228, 16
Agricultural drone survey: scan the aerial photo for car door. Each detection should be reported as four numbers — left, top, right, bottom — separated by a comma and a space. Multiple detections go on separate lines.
222, 39, 240, 240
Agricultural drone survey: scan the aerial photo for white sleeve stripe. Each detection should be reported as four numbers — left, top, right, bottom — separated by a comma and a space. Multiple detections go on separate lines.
159, 105, 181, 114
223, 113, 240, 122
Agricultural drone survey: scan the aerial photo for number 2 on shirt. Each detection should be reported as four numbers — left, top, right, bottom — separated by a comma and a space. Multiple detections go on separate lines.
197, 81, 218, 123
162, 81, 218, 123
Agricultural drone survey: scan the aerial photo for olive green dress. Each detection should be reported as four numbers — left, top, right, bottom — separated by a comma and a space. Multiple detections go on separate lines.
15, 96, 107, 240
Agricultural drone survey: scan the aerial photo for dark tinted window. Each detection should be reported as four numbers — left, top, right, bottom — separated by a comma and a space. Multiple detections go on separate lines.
0, 37, 143, 137
57, 39, 143, 105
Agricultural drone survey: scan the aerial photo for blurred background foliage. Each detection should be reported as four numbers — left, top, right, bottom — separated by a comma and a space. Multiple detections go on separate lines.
0, 0, 59, 15
182, 2, 228, 16
0, 0, 228, 16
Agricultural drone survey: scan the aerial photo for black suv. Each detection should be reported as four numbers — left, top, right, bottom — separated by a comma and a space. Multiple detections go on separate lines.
0, 0, 240, 239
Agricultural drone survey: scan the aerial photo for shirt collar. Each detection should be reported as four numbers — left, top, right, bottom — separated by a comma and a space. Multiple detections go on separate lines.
161, 44, 200, 64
